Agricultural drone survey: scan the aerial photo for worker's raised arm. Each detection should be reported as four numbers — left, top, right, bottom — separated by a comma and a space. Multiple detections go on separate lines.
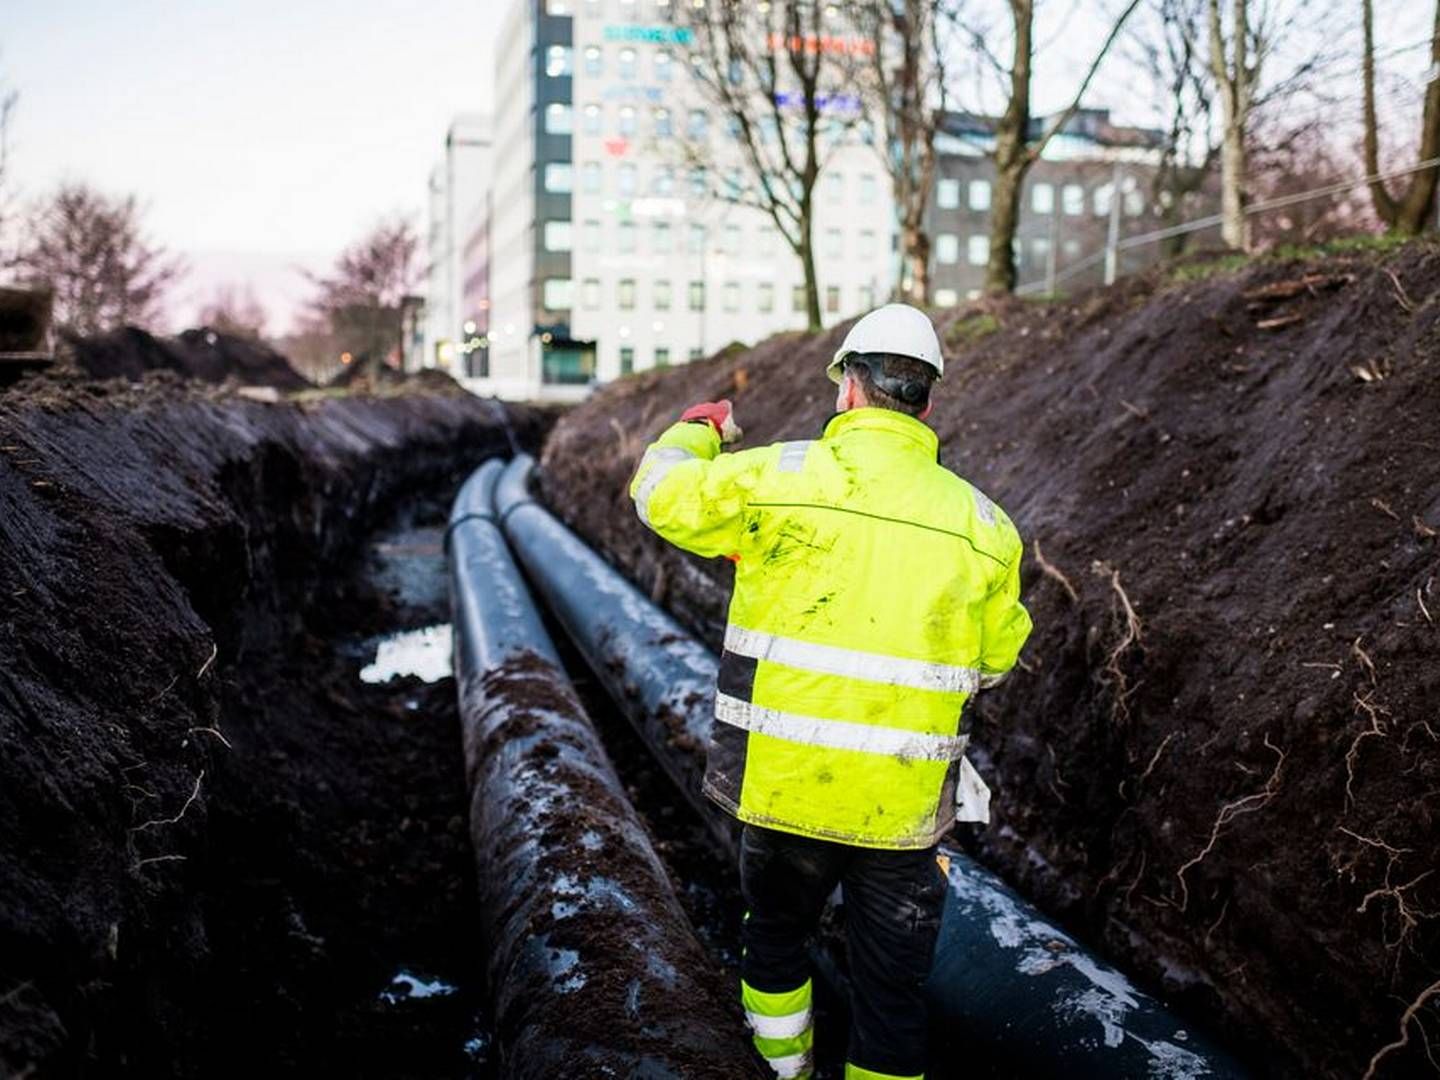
978, 529, 1033, 688
629, 400, 766, 559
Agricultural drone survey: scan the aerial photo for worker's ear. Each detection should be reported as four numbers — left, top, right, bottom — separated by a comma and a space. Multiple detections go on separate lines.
918, 399, 933, 421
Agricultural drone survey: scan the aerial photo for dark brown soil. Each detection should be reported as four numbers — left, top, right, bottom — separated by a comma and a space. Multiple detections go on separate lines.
0, 374, 549, 1076
62, 325, 312, 389
537, 240, 1440, 1080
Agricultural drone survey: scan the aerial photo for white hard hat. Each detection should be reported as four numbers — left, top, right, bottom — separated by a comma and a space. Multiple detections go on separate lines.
828, 303, 944, 384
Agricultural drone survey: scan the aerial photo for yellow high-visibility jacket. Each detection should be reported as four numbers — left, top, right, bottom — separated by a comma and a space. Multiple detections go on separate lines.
630, 407, 1032, 849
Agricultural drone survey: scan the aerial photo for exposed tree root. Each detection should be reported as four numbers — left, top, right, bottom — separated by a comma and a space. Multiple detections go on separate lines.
1346, 690, 1391, 809
1091, 561, 1144, 724
1363, 977, 1440, 1080
1032, 539, 1079, 603
1175, 735, 1285, 912
1336, 827, 1437, 956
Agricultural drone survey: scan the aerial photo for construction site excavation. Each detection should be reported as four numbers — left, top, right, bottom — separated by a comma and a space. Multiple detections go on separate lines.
2, 239, 1440, 1080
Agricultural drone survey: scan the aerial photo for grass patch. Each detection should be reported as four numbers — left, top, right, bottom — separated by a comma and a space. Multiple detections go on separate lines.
945, 312, 1001, 348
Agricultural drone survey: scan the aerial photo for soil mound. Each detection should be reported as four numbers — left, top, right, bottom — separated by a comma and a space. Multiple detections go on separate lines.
537, 240, 1440, 1079
64, 325, 311, 389
0, 380, 548, 1075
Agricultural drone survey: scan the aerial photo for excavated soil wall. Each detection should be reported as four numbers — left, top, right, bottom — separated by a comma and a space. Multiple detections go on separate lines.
538, 241, 1440, 1079
0, 376, 548, 1076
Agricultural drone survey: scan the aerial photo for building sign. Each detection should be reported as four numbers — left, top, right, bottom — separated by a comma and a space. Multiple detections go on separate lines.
766, 32, 874, 57
773, 90, 862, 116
604, 25, 694, 45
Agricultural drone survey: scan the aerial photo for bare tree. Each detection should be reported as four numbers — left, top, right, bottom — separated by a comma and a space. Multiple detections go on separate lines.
305, 216, 420, 372
1362, 0, 1440, 234
0, 63, 19, 270
849, 0, 953, 304
1206, 0, 1260, 249
677, 1, 869, 330
197, 283, 268, 340
14, 183, 183, 336
965, 0, 1144, 294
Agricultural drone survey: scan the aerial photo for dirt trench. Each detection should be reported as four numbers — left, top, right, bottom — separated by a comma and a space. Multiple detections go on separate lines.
538, 240, 1440, 1080
0, 376, 555, 1076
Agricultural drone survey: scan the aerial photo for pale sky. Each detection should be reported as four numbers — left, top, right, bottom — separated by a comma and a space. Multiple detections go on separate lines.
4, 0, 500, 333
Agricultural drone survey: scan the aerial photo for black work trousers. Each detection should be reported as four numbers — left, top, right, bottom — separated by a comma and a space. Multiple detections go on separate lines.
739, 823, 946, 1077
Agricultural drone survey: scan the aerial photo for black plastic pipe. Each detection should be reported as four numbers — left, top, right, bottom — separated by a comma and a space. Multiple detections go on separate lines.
446, 460, 763, 1080
492, 455, 1252, 1079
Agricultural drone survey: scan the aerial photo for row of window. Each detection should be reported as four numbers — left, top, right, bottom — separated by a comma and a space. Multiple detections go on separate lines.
541, 158, 882, 208
543, 277, 876, 317
541, 217, 881, 260
548, 0, 674, 17
935, 177, 1146, 218
616, 345, 706, 376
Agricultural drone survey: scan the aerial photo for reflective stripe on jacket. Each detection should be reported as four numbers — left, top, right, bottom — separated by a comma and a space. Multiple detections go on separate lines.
629, 407, 1032, 849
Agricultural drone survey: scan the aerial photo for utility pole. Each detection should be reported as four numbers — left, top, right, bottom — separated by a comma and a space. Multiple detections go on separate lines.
1103, 162, 1123, 286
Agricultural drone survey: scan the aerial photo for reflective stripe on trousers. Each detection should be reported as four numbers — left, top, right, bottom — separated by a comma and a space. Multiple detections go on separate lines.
742, 977, 814, 1078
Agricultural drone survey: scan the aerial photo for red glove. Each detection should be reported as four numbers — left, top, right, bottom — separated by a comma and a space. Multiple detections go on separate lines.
681, 399, 742, 444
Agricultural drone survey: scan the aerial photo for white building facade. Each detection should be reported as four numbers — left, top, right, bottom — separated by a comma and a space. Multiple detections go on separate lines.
461, 0, 898, 401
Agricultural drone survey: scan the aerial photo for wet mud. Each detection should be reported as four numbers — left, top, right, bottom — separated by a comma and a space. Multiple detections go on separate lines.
537, 241, 1440, 1079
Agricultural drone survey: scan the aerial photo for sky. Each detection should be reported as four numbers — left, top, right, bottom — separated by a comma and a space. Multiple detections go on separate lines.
3, 0, 500, 334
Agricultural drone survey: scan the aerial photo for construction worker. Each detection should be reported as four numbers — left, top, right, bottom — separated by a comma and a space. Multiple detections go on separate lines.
629, 303, 1031, 1080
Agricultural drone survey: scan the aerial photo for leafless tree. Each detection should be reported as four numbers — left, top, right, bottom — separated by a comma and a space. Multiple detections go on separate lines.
960, 0, 1144, 294
1362, 0, 1440, 234
14, 183, 184, 336
676, 1, 870, 330
1206, 0, 1261, 249
0, 62, 19, 270
848, 0, 954, 304
197, 283, 268, 341
305, 216, 420, 372
1130, 0, 1222, 254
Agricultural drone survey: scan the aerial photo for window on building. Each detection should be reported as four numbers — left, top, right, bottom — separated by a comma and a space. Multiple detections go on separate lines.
581, 161, 601, 193
688, 109, 708, 140
793, 285, 807, 313
582, 103, 602, 135
825, 286, 840, 314
1031, 237, 1051, 266
582, 278, 601, 309
688, 223, 705, 254
859, 229, 876, 258
760, 115, 778, 143
1063, 238, 1081, 260
935, 233, 959, 264
825, 228, 842, 258
1124, 187, 1144, 217
655, 50, 673, 81
727, 58, 743, 86
688, 346, 704, 362
544, 220, 573, 251
727, 114, 743, 138
620, 345, 635, 374
968, 180, 991, 211
655, 346, 671, 368
752, 282, 773, 313
859, 173, 877, 204
759, 226, 777, 256
618, 163, 637, 196
725, 169, 742, 198
544, 278, 573, 310
618, 221, 636, 253
724, 223, 741, 255
546, 45, 572, 77
724, 282, 740, 312
619, 47, 637, 79
618, 278, 636, 309
545, 103, 572, 135
936, 178, 960, 209
618, 105, 636, 136
584, 0, 602, 17
1032, 182, 1054, 215
582, 219, 601, 251
826, 172, 844, 202
654, 222, 672, 253
859, 284, 875, 310
934, 288, 958, 307
653, 166, 674, 195
655, 279, 672, 310
1062, 184, 1084, 216
546, 0, 571, 13
654, 108, 672, 137
544, 162, 573, 192
584, 45, 603, 76
967, 234, 990, 265
688, 280, 705, 310
689, 167, 707, 197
